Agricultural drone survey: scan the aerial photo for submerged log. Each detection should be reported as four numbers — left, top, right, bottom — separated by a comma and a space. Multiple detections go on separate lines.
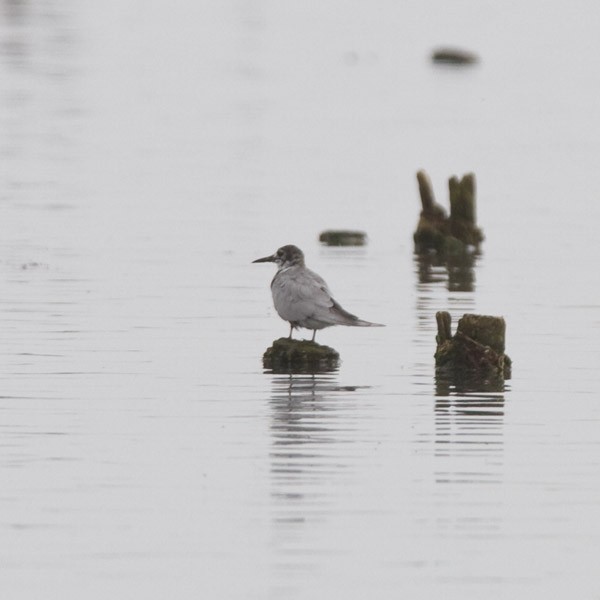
263, 338, 339, 373
435, 312, 511, 379
319, 230, 367, 246
431, 48, 479, 65
414, 170, 484, 254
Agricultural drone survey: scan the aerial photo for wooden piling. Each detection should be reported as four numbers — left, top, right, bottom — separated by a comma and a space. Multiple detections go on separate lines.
449, 173, 476, 224
414, 171, 484, 254
417, 170, 446, 219
435, 312, 511, 379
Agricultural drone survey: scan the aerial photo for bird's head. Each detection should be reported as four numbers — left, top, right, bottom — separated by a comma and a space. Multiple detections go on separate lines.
252, 244, 305, 269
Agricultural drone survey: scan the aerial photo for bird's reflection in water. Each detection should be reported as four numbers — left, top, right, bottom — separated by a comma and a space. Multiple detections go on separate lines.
269, 371, 362, 504
267, 370, 367, 589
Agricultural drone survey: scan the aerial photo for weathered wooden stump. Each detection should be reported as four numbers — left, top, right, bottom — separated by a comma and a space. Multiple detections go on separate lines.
263, 338, 339, 373
413, 170, 484, 254
319, 230, 367, 246
435, 312, 511, 379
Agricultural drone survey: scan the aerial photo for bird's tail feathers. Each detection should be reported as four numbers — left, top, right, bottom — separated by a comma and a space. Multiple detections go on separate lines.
330, 301, 384, 327
352, 318, 385, 327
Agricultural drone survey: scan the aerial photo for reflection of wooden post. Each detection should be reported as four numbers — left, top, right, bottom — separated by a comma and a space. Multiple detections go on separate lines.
435, 312, 511, 379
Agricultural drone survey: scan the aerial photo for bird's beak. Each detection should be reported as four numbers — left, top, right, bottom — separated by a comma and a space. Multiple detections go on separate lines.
252, 253, 276, 264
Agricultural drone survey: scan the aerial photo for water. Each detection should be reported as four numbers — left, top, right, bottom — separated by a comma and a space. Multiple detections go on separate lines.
2, 1, 600, 598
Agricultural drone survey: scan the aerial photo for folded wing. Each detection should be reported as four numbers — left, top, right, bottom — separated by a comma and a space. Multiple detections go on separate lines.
272, 267, 356, 326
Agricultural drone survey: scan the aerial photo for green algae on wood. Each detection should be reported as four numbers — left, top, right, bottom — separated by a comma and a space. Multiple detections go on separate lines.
413, 170, 484, 255
319, 230, 367, 247
262, 338, 339, 373
435, 312, 511, 380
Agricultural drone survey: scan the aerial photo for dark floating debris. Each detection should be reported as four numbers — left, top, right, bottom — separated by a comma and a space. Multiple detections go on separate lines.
319, 230, 367, 247
413, 170, 484, 255
435, 312, 511, 381
431, 47, 478, 65
263, 338, 339, 374
20, 261, 48, 270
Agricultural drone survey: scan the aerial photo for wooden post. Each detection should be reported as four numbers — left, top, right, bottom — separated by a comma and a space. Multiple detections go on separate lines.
436, 311, 452, 344
435, 312, 511, 379
449, 173, 476, 224
417, 170, 440, 217
413, 170, 483, 254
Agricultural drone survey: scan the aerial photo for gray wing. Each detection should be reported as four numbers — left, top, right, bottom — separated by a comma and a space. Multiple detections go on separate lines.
271, 267, 358, 325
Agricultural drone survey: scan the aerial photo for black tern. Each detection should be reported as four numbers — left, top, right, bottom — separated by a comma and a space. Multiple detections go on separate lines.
253, 244, 384, 341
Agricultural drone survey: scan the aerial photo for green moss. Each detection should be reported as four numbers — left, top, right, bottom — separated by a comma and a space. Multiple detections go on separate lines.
263, 338, 340, 373
457, 314, 505, 354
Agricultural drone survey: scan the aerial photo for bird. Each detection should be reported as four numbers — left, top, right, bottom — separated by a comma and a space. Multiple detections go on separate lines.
253, 244, 384, 341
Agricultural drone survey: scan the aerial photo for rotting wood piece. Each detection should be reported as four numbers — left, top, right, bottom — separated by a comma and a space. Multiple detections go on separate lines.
319, 230, 367, 247
262, 337, 339, 373
414, 170, 484, 254
435, 312, 511, 379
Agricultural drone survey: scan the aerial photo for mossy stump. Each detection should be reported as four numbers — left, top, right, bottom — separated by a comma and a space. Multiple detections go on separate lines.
263, 338, 340, 373
435, 312, 511, 379
319, 230, 367, 247
413, 170, 484, 254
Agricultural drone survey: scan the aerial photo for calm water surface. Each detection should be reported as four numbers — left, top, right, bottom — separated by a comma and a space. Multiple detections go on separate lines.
2, 1, 600, 598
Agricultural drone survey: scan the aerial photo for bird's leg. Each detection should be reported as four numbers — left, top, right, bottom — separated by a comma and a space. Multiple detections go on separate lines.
311, 330, 316, 342
288, 324, 293, 340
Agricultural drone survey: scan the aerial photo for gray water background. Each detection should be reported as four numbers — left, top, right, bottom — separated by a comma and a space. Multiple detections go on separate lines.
2, 1, 600, 598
